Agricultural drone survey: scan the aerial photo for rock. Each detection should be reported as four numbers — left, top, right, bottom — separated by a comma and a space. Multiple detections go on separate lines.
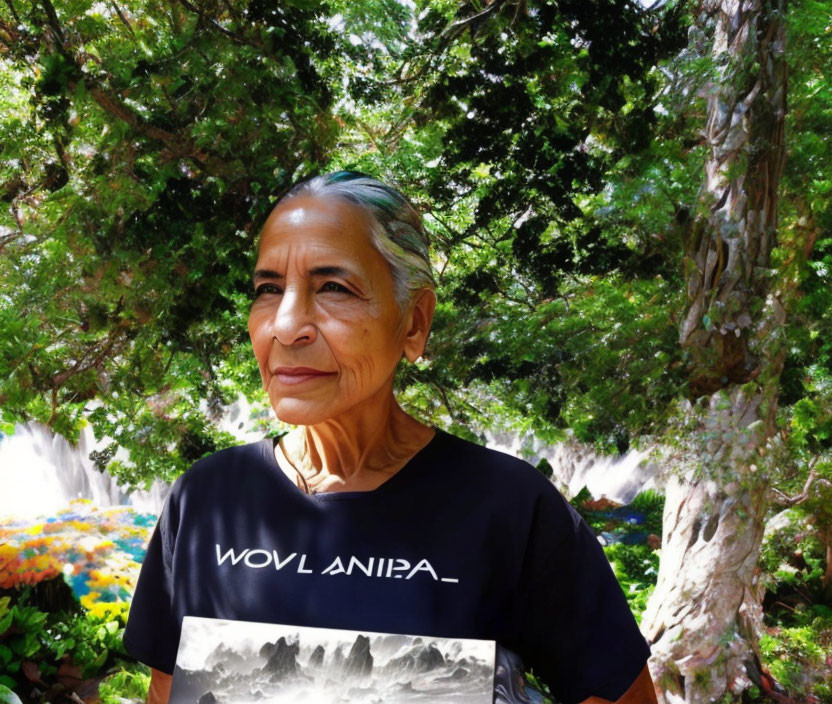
198, 693, 217, 704
343, 634, 373, 677
168, 666, 217, 703
434, 666, 469, 682
259, 642, 276, 659
416, 643, 445, 671
308, 644, 325, 667
331, 644, 344, 669
205, 643, 252, 673
370, 633, 411, 659
387, 642, 445, 673
261, 637, 300, 681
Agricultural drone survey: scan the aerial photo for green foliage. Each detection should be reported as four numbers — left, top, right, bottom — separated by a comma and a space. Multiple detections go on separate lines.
46, 602, 128, 678
0, 595, 48, 679
524, 669, 556, 704
0, 590, 129, 694
0, 683, 21, 704
627, 490, 666, 535
760, 606, 832, 703
760, 504, 832, 700
98, 663, 151, 704
603, 543, 660, 621
760, 509, 823, 582
0, 0, 693, 483
570, 488, 665, 538
0, 0, 340, 484
568, 489, 664, 620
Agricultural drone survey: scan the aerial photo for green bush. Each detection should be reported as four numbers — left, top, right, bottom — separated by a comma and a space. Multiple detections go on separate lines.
602, 542, 660, 621
759, 604, 832, 702
98, 664, 151, 704
760, 508, 824, 582
0, 589, 130, 697
626, 489, 665, 535
0, 595, 49, 689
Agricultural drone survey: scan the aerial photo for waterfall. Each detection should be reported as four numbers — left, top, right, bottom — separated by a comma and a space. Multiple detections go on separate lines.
0, 421, 170, 520
0, 397, 268, 521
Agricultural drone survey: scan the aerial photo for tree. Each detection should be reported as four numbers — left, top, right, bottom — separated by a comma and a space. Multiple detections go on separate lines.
639, 0, 789, 699
0, 0, 686, 480
355, 0, 689, 449
0, 0, 341, 483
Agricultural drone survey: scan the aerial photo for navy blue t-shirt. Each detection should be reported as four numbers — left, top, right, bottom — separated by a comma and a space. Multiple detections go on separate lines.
123, 427, 650, 703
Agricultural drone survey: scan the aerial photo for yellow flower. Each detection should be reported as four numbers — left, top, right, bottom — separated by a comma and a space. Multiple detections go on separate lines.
80, 591, 102, 611
85, 601, 127, 621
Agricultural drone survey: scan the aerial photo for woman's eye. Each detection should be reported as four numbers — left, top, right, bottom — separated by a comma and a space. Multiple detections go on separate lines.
253, 284, 282, 298
320, 281, 352, 295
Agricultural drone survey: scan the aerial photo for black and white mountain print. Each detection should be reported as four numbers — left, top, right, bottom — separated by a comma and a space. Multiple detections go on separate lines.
169, 617, 498, 704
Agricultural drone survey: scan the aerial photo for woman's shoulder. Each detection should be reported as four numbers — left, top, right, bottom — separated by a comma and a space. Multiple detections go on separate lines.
439, 428, 547, 474
437, 429, 572, 503
436, 429, 582, 540
167, 438, 273, 498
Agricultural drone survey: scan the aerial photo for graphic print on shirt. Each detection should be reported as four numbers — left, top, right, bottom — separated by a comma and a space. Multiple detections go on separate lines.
215, 544, 461, 583
169, 616, 496, 704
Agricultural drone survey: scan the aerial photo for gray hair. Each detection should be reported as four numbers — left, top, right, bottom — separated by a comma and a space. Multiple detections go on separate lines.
275, 170, 436, 309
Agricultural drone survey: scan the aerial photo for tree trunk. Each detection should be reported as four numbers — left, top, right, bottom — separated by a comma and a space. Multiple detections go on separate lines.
821, 526, 832, 604
641, 0, 787, 701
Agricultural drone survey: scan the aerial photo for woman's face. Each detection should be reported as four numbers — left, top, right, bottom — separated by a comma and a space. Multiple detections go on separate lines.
248, 194, 414, 426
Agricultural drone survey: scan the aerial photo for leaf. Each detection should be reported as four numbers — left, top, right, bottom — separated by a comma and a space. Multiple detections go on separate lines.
0, 677, 19, 693
83, 648, 108, 678
21, 633, 40, 658
103, 621, 119, 635
0, 611, 12, 636
21, 661, 40, 683
56, 661, 82, 681
12, 606, 46, 632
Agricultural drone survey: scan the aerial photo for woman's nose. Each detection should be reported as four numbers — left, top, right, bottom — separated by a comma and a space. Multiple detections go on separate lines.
272, 288, 317, 346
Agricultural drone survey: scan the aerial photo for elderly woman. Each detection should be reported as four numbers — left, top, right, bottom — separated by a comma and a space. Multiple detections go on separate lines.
123, 171, 657, 704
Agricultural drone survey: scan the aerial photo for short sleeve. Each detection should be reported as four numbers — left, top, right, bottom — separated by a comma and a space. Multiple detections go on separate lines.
122, 490, 181, 674
516, 488, 651, 704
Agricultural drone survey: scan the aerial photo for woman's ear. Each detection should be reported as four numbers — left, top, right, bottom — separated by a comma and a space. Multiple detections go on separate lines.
402, 288, 437, 363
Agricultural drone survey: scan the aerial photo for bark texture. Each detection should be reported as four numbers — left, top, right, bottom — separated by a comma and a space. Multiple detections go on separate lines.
641, 0, 787, 701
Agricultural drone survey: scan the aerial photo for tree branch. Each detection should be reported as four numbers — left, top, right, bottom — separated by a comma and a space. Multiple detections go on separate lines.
3, 0, 21, 25
382, 0, 510, 87
176, 0, 268, 52
75, 81, 233, 178
770, 460, 832, 507
108, 0, 136, 37
434, 382, 458, 423
40, 0, 65, 46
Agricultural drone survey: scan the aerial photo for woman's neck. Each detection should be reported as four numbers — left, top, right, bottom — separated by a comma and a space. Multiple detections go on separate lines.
279, 382, 435, 492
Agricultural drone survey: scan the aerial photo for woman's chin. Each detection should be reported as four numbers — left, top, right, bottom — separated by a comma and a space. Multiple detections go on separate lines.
269, 399, 335, 427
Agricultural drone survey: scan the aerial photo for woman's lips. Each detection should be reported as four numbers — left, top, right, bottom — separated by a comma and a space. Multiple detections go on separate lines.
273, 367, 336, 385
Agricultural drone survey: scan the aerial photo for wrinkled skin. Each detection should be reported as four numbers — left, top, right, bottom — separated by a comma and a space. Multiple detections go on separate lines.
248, 193, 437, 492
